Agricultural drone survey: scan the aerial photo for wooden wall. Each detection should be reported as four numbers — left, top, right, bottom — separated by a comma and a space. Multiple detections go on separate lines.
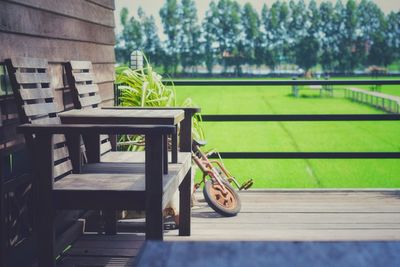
0, 0, 116, 265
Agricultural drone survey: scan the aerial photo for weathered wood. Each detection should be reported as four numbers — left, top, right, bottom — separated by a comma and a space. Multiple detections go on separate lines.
87, 0, 115, 10
18, 124, 177, 136
53, 160, 73, 179
7, 56, 48, 69
6, 0, 115, 27
15, 72, 50, 84
80, 95, 102, 108
166, 190, 400, 242
53, 147, 69, 162
72, 72, 95, 83
145, 134, 164, 240
34, 133, 56, 267
76, 84, 99, 95
179, 170, 191, 236
0, 32, 115, 63
58, 256, 135, 266
70, 61, 93, 70
66, 247, 140, 257
19, 88, 54, 100
100, 141, 112, 155
59, 108, 185, 125
23, 102, 58, 117
0, 1, 115, 45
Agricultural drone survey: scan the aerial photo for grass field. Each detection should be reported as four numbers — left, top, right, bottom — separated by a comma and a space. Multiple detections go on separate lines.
175, 84, 400, 188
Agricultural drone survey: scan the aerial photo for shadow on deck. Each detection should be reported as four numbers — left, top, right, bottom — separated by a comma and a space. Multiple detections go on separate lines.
57, 190, 400, 266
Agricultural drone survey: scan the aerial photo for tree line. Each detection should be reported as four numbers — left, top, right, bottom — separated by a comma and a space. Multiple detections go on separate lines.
115, 0, 400, 75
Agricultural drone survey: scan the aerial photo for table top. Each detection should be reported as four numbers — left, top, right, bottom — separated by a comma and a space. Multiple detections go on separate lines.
59, 108, 185, 125
135, 241, 400, 267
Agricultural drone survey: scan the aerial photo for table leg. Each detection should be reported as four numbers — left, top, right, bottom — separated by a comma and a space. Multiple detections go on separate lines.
163, 135, 168, 174
171, 129, 178, 163
82, 134, 101, 163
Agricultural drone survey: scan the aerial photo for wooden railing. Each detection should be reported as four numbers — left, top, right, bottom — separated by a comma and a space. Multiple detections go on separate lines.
166, 79, 400, 160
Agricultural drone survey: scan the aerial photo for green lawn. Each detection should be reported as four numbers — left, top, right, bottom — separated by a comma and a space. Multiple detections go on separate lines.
175, 84, 400, 188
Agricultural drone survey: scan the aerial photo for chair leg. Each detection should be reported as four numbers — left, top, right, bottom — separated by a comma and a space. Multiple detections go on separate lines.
104, 209, 117, 235
145, 134, 164, 240
179, 169, 191, 236
36, 204, 55, 267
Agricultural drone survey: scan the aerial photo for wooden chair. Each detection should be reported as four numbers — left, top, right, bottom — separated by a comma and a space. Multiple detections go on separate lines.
65, 61, 198, 231
6, 57, 191, 267
65, 60, 199, 164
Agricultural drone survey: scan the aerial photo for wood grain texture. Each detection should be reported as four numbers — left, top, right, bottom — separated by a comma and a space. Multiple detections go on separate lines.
0, 32, 115, 63
6, 0, 115, 27
166, 190, 400, 241
0, 1, 115, 45
59, 108, 185, 125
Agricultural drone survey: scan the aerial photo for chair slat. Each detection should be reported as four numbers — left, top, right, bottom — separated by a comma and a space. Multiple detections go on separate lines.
73, 73, 95, 83
23, 103, 58, 117
100, 135, 109, 142
76, 84, 99, 95
54, 160, 73, 179
15, 72, 50, 84
54, 147, 69, 162
32, 117, 61, 125
100, 142, 112, 155
54, 134, 66, 145
70, 61, 93, 70
20, 88, 54, 100
80, 95, 101, 108
10, 57, 48, 69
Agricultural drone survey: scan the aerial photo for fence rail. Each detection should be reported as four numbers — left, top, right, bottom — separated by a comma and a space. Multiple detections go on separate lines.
167, 79, 400, 160
166, 79, 400, 86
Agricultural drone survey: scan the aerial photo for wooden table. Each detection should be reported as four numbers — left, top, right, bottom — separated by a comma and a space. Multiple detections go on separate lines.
59, 108, 185, 172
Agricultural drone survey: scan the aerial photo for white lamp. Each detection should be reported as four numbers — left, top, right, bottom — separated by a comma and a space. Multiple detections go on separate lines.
130, 50, 143, 70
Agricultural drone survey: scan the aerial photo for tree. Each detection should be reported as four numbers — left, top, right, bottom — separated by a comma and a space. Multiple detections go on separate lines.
295, 36, 319, 75
267, 1, 290, 66
160, 0, 181, 74
115, 7, 143, 64
180, 0, 202, 73
319, 1, 339, 71
202, 1, 219, 74
214, 0, 243, 75
241, 3, 260, 66
259, 4, 278, 70
299, 0, 320, 74
386, 11, 400, 63
335, 0, 360, 73
287, 0, 308, 62
138, 8, 162, 66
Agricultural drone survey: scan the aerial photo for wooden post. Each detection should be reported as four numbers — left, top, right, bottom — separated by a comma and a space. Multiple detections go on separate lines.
65, 133, 82, 174
178, 110, 193, 236
163, 135, 168, 174
34, 133, 56, 267
171, 130, 178, 163
82, 134, 100, 163
145, 133, 164, 240
103, 210, 117, 235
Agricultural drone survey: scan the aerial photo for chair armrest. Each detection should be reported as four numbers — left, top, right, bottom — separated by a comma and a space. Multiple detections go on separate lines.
17, 123, 176, 135
102, 106, 201, 116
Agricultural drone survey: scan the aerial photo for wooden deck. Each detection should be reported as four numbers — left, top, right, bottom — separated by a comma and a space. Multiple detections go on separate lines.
57, 190, 400, 266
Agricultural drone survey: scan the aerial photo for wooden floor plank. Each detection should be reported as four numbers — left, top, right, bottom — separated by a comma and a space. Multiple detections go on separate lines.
58, 190, 400, 266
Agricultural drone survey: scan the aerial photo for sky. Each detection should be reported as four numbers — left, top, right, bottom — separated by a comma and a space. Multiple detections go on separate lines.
114, 0, 400, 37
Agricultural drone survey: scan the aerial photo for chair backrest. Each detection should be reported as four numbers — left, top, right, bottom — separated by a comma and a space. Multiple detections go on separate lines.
65, 60, 112, 155
6, 57, 73, 180
65, 61, 101, 109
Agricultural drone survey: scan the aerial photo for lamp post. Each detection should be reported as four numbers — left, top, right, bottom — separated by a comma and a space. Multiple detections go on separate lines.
130, 50, 143, 70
